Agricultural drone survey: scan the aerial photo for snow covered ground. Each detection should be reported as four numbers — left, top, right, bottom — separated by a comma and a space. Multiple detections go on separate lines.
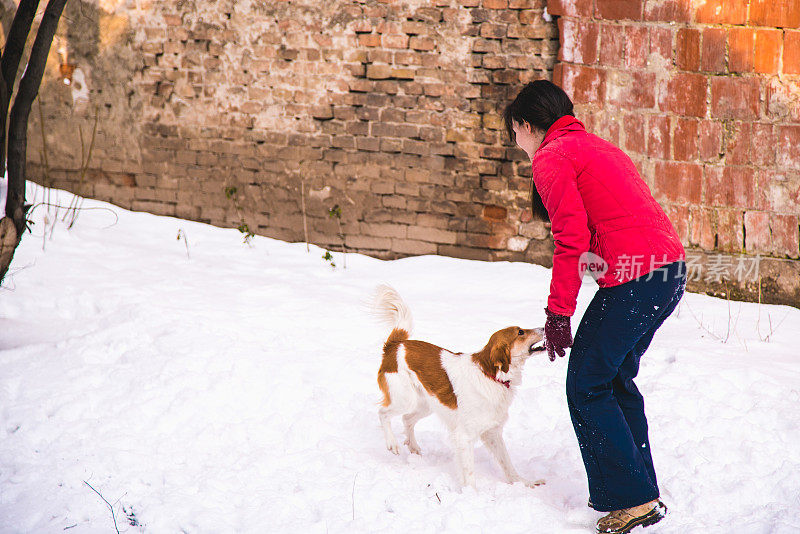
1, 182, 799, 533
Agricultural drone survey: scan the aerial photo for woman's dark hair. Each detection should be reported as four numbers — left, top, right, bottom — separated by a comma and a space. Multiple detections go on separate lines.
503, 80, 574, 222
503, 80, 574, 143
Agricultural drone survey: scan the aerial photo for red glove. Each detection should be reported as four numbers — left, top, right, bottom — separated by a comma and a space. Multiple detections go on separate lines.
544, 307, 573, 362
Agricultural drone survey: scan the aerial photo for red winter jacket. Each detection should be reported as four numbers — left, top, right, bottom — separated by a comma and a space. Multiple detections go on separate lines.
532, 115, 685, 317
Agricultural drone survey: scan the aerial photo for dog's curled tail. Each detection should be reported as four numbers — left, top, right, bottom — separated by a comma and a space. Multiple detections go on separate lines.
374, 284, 412, 407
373, 284, 414, 339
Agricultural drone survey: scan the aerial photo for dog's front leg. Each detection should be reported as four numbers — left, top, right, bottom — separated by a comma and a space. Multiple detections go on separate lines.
480, 426, 545, 487
451, 431, 476, 488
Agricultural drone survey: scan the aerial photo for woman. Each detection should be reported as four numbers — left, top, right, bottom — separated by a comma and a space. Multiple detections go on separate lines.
503, 80, 686, 534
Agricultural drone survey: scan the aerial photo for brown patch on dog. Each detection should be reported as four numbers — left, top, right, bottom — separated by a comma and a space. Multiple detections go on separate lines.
378, 328, 407, 407
472, 327, 521, 380
403, 340, 458, 410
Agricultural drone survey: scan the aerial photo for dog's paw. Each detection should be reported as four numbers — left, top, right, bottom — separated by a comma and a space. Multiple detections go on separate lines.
404, 438, 421, 455
386, 438, 400, 455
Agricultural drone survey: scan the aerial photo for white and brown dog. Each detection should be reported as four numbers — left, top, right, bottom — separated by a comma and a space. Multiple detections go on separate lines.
374, 284, 546, 489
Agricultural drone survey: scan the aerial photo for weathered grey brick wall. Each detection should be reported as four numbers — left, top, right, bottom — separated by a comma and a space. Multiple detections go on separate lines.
24, 0, 558, 265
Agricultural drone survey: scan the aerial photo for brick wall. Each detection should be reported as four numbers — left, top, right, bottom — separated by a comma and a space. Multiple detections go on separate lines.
25, 0, 559, 266
550, 0, 800, 305
19, 0, 800, 306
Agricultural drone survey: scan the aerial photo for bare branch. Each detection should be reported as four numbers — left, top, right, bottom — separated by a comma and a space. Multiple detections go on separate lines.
83, 480, 120, 534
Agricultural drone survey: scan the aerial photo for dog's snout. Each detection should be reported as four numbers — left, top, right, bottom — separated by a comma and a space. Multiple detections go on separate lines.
528, 327, 546, 353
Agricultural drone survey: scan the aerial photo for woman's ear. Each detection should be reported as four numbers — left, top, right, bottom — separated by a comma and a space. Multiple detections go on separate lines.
490, 342, 511, 373
522, 121, 534, 135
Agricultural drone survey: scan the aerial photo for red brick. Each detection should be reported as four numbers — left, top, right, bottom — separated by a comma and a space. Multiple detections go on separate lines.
715, 208, 744, 253
559, 64, 606, 104
698, 120, 722, 161
701, 28, 726, 73
649, 26, 674, 67
766, 79, 800, 123
784, 31, 800, 75
751, 123, 777, 167
599, 23, 625, 67
695, 0, 747, 25
508, 0, 538, 7
596, 114, 620, 145
690, 206, 716, 249
644, 0, 692, 22
663, 204, 690, 244
366, 64, 392, 79
778, 125, 800, 170
771, 214, 800, 257
552, 62, 564, 86
648, 115, 671, 159
595, 0, 643, 20
480, 23, 507, 39
409, 36, 436, 51
653, 161, 702, 203
625, 26, 649, 69
676, 28, 701, 71
623, 112, 646, 153
609, 70, 656, 109
756, 169, 800, 213
659, 73, 707, 117
710, 77, 760, 120
383, 34, 409, 49
744, 211, 771, 254
358, 34, 381, 47
671, 206, 692, 245
673, 118, 698, 161
754, 29, 782, 74
547, 0, 593, 17
482, 205, 508, 221
706, 166, 756, 208
558, 19, 599, 65
750, 0, 800, 28
377, 21, 401, 34
728, 28, 754, 73
483, 0, 508, 7
725, 121, 751, 165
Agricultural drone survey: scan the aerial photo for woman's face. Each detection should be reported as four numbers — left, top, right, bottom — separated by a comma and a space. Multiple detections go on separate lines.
512, 120, 545, 159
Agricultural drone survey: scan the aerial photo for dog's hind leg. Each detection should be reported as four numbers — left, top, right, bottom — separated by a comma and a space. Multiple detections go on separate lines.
379, 372, 416, 455
402, 399, 430, 455
379, 405, 401, 455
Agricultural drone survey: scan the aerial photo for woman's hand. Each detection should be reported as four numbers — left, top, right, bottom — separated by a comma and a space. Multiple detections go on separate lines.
544, 307, 573, 361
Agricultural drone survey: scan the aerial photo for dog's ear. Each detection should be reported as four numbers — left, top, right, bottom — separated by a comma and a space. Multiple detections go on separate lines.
491, 342, 510, 373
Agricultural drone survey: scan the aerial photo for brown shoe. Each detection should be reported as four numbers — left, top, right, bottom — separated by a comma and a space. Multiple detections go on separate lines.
596, 500, 667, 534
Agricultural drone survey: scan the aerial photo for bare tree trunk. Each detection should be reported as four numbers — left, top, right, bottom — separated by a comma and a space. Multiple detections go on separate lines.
7, 0, 67, 232
0, 0, 40, 182
0, 0, 67, 284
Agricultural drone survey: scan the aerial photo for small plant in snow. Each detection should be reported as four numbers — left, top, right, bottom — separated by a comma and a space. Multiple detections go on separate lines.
123, 505, 139, 527
224, 186, 255, 245
237, 222, 255, 244
176, 228, 190, 259
328, 203, 346, 269
322, 249, 336, 269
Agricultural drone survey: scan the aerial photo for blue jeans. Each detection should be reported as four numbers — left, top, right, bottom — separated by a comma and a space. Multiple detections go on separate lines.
566, 260, 686, 512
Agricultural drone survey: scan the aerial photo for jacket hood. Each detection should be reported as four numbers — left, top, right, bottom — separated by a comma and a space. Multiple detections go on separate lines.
537, 115, 585, 152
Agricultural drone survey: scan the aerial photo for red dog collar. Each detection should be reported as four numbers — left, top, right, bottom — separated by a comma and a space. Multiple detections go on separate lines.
493, 377, 511, 389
